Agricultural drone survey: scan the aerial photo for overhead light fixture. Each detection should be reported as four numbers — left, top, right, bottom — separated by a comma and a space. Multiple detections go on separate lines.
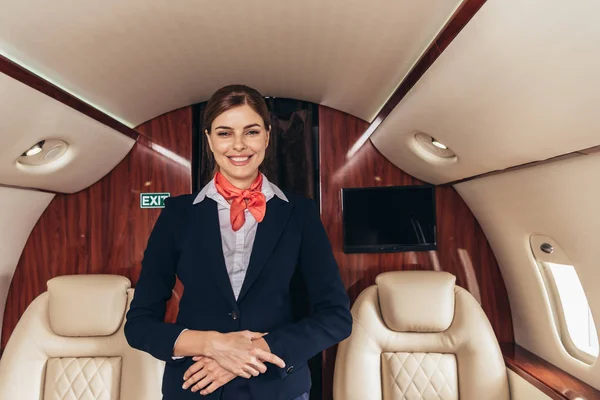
17, 139, 69, 166
411, 132, 457, 164
431, 138, 448, 149
23, 141, 45, 157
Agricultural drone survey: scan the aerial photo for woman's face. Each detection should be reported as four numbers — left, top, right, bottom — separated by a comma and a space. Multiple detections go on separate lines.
206, 104, 270, 188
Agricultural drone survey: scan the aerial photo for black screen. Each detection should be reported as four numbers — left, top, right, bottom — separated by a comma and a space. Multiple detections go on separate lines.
342, 186, 437, 253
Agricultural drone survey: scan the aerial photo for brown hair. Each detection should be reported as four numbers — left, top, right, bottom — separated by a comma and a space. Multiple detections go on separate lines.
203, 84, 270, 133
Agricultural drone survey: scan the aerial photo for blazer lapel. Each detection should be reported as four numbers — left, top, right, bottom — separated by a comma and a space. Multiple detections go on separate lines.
191, 199, 237, 309
237, 197, 294, 302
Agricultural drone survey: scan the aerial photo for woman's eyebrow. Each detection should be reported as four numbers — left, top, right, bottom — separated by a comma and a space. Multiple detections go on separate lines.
214, 123, 261, 130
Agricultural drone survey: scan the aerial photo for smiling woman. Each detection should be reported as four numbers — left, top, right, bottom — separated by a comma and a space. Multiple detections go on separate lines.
123, 84, 351, 400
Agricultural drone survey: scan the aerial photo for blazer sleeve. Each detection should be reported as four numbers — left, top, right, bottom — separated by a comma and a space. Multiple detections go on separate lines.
263, 199, 352, 378
124, 197, 188, 364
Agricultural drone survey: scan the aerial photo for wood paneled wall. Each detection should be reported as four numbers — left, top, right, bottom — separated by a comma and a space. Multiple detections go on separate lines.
1, 107, 192, 349
318, 105, 513, 400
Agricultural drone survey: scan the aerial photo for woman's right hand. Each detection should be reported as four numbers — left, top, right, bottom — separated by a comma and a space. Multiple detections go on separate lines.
206, 330, 286, 378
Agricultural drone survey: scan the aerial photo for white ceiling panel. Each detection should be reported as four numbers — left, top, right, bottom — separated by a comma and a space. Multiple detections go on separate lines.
0, 73, 134, 193
0, 0, 463, 127
371, 0, 600, 184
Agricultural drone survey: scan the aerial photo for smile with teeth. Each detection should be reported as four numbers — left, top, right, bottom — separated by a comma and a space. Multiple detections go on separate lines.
227, 155, 253, 165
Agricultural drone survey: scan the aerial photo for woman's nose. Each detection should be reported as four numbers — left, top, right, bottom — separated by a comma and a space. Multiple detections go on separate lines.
233, 135, 246, 151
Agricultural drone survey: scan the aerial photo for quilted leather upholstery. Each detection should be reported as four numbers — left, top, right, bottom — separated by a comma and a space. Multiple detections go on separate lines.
0, 275, 165, 400
44, 357, 121, 400
381, 353, 457, 400
333, 271, 509, 400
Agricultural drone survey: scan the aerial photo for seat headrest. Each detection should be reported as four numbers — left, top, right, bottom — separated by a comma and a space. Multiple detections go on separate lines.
47, 275, 131, 337
375, 271, 455, 332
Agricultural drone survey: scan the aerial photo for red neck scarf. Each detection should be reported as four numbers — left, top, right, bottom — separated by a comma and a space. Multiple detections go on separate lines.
214, 172, 266, 231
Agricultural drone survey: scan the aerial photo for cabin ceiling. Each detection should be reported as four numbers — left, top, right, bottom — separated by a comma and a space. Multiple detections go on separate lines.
0, 0, 463, 127
371, 0, 600, 184
2, 0, 599, 191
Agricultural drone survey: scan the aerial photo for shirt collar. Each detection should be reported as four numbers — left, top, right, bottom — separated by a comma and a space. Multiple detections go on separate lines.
192, 173, 288, 206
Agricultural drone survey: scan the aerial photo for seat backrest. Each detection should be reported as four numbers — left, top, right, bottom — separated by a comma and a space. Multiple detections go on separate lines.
334, 271, 510, 400
0, 274, 164, 400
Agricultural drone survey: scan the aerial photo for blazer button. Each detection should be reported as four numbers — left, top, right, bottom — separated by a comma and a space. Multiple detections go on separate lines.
286, 366, 294, 374
230, 311, 238, 320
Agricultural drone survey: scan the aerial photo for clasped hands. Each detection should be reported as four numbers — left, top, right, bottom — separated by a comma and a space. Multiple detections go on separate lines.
181, 330, 285, 396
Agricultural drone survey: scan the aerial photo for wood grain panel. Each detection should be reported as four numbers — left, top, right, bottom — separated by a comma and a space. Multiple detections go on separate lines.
136, 106, 193, 160
502, 343, 600, 400
319, 105, 513, 400
1, 107, 192, 349
0, 54, 138, 140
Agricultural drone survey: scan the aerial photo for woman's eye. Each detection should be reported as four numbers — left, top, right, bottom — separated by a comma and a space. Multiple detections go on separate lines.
247, 130, 259, 135
217, 131, 231, 136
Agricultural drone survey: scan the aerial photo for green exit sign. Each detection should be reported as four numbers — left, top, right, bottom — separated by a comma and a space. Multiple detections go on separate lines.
140, 193, 170, 208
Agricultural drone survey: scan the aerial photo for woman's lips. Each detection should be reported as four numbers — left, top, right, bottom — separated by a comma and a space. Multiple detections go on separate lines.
227, 155, 253, 166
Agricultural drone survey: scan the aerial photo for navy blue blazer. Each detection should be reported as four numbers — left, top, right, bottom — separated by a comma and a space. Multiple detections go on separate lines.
124, 192, 352, 400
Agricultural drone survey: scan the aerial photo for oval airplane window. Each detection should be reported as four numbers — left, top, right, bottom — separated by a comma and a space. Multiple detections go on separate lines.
530, 235, 599, 364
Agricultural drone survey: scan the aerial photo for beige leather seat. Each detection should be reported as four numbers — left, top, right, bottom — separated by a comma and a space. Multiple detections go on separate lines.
334, 271, 510, 400
0, 275, 164, 399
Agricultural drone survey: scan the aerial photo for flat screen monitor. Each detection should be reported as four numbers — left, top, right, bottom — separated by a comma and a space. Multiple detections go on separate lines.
342, 185, 437, 253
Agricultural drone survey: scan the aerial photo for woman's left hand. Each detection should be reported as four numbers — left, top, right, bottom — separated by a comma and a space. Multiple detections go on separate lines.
182, 356, 236, 395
